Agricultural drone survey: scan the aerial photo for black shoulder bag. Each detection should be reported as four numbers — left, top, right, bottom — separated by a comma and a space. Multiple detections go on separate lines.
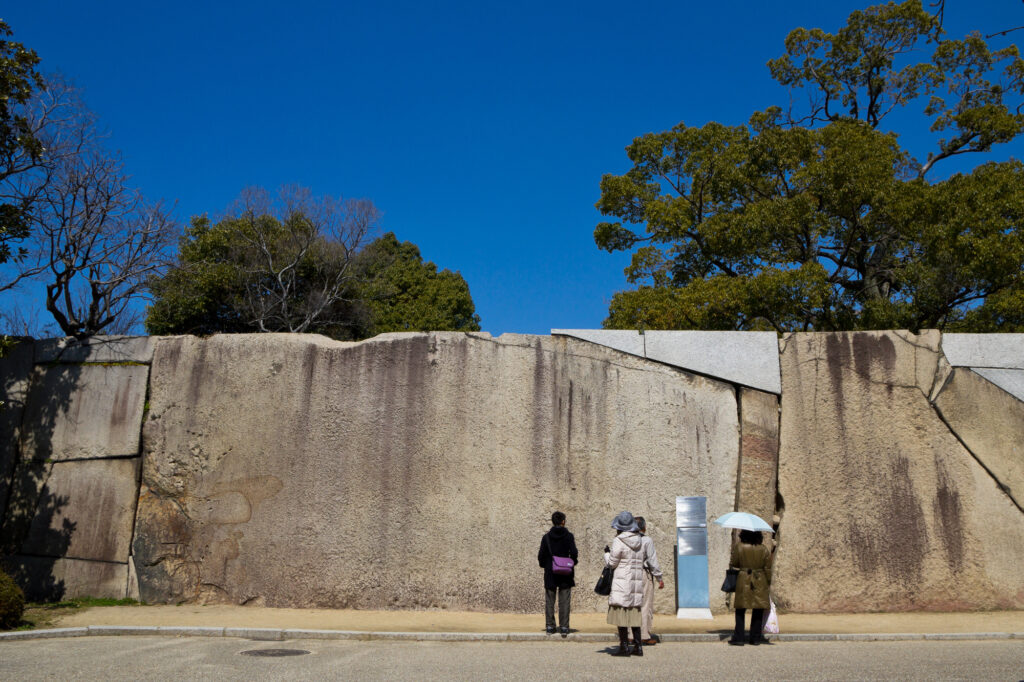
721, 568, 738, 593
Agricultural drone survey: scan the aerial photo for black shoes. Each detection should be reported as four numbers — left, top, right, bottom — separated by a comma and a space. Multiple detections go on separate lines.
631, 643, 643, 656
612, 642, 632, 656
559, 626, 569, 638
728, 633, 745, 645
545, 626, 556, 635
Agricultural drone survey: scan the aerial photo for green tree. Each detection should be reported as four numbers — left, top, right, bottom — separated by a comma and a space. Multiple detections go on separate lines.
147, 187, 375, 338
595, 1, 1024, 332
354, 232, 481, 335
0, 20, 43, 267
146, 189, 481, 339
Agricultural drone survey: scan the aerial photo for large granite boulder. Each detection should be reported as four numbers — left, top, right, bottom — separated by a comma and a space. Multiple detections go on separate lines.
1, 458, 140, 562
934, 368, 1024, 511
19, 364, 148, 461
134, 332, 740, 612
774, 331, 1024, 611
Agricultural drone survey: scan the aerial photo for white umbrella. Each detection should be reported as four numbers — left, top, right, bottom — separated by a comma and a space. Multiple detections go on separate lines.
713, 511, 774, 533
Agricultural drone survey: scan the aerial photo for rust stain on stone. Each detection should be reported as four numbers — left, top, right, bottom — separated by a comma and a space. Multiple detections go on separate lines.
933, 465, 964, 572
851, 333, 896, 383
847, 456, 928, 590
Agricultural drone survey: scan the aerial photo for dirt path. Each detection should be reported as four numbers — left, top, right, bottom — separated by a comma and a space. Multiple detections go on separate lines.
48, 606, 1024, 634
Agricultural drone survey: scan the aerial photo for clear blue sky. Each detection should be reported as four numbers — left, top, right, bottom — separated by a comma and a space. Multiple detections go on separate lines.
3, 1, 1022, 335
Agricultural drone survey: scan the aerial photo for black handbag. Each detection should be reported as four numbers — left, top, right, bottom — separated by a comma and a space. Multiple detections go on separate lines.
721, 568, 738, 593
594, 565, 613, 596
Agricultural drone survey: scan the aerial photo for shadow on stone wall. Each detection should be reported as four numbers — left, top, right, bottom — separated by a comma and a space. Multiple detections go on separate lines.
0, 346, 81, 601
0, 485, 75, 601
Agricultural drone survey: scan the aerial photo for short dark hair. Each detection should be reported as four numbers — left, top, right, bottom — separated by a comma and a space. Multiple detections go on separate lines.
551, 511, 566, 526
739, 529, 763, 545
635, 516, 646, 532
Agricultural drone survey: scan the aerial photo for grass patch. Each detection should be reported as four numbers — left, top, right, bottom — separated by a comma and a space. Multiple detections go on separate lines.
19, 597, 143, 630
31, 597, 142, 609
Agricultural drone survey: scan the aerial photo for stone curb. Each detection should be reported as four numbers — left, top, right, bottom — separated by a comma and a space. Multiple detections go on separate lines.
1, 628, 1021, 643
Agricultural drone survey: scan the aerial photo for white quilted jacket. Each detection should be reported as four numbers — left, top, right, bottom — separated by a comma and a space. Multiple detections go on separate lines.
605, 531, 647, 608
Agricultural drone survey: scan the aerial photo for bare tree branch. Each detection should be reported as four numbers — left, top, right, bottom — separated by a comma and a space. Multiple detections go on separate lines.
219, 186, 379, 333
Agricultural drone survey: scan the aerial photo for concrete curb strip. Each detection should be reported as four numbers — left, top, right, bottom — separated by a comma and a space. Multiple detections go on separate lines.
1, 628, 1021, 643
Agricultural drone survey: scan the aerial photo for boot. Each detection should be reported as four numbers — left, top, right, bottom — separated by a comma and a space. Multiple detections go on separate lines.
728, 632, 745, 646
612, 628, 632, 656
631, 641, 643, 656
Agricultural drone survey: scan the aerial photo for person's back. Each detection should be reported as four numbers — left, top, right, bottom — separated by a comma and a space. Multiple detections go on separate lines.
538, 511, 578, 637
728, 530, 772, 646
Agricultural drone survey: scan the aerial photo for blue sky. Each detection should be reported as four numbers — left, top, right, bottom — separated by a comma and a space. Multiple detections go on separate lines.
3, 1, 1022, 336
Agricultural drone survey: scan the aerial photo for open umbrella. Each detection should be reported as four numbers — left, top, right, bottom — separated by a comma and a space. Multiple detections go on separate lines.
713, 511, 773, 533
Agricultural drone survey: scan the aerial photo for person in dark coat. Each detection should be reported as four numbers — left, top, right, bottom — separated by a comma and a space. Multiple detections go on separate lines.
728, 529, 773, 646
538, 510, 579, 636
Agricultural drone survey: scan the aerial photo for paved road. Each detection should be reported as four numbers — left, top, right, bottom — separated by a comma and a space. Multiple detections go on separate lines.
1, 637, 1022, 681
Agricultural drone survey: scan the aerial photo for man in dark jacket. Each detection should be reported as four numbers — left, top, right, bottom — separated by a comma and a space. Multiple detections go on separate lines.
538, 510, 579, 637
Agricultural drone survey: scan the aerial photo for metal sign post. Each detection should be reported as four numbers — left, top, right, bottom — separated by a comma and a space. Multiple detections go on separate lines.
675, 495, 713, 619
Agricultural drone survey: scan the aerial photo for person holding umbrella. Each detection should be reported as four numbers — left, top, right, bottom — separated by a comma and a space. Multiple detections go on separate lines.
714, 512, 774, 646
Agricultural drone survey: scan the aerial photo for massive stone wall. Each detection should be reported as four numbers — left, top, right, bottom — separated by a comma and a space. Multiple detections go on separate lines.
773, 331, 1024, 611
0, 337, 151, 601
132, 333, 739, 614
1, 330, 1021, 613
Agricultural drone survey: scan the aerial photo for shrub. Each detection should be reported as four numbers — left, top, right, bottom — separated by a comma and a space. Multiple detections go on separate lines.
0, 570, 25, 629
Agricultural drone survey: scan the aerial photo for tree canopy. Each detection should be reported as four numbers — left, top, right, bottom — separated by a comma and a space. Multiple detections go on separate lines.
355, 232, 481, 336
0, 20, 43, 266
146, 191, 480, 339
595, 0, 1024, 332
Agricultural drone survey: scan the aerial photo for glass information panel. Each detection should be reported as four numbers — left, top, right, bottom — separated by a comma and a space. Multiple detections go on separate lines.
676, 495, 712, 619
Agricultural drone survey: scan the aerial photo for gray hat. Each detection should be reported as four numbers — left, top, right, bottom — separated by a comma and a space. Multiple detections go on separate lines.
611, 511, 638, 532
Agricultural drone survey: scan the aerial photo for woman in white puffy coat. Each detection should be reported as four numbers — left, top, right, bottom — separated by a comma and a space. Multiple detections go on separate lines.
605, 511, 647, 656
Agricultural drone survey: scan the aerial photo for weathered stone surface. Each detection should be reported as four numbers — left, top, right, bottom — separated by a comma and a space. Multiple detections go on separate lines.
644, 331, 781, 393
550, 329, 647, 358
34, 335, 155, 364
0, 555, 127, 601
20, 364, 148, 461
0, 339, 33, 521
553, 330, 782, 393
1, 458, 140, 562
971, 368, 1024, 403
134, 332, 740, 613
737, 388, 778, 522
934, 368, 1024, 510
942, 333, 1024, 369
774, 331, 1024, 612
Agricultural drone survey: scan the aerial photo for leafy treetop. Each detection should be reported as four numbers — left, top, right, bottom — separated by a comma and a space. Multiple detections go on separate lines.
595, 0, 1024, 333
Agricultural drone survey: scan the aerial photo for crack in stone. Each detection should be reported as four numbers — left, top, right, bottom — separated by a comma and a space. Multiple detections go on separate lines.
930, 397, 1024, 517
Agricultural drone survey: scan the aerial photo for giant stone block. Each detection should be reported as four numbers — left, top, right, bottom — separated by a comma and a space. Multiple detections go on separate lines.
774, 331, 1024, 612
552, 330, 781, 393
941, 334, 1024, 369
134, 332, 740, 612
934, 368, 1024, 510
737, 388, 779, 522
20, 364, 148, 461
1, 555, 127, 601
971, 368, 1024, 403
1, 458, 140, 562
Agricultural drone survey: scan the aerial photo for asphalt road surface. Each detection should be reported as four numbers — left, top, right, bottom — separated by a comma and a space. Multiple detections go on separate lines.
1, 637, 1022, 681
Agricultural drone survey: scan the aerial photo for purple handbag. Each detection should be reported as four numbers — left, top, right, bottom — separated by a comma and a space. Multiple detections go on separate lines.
551, 555, 575, 575
546, 535, 575, 575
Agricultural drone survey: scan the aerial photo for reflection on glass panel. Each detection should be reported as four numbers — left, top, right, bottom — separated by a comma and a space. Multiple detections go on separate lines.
675, 495, 707, 528
677, 527, 708, 556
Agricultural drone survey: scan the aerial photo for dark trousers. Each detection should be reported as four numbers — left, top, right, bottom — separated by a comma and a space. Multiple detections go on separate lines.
734, 608, 765, 639
545, 587, 571, 629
